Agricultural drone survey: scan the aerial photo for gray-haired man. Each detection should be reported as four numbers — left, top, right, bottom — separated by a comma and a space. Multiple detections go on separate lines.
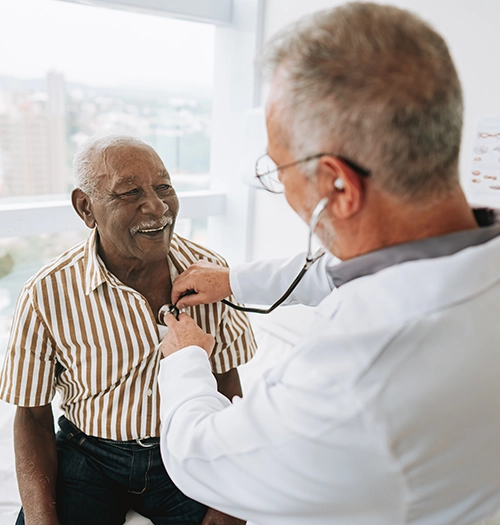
157, 3, 500, 524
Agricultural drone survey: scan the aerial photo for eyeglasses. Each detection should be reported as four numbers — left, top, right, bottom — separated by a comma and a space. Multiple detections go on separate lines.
255, 152, 371, 194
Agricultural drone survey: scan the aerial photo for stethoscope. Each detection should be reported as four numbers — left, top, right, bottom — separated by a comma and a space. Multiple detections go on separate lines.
158, 197, 328, 322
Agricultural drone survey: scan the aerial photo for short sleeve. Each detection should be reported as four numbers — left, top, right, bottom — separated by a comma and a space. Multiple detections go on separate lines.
0, 285, 57, 406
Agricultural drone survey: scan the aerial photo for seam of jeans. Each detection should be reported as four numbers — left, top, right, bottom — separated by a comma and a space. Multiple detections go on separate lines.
77, 435, 87, 446
144, 449, 152, 492
62, 428, 85, 443
97, 437, 160, 447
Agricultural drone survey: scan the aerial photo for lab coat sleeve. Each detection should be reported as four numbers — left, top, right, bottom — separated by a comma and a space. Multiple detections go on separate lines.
159, 346, 304, 522
159, 346, 399, 524
229, 251, 339, 307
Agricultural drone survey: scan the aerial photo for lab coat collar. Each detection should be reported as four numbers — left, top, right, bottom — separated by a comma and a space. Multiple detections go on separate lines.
316, 226, 500, 334
328, 223, 500, 288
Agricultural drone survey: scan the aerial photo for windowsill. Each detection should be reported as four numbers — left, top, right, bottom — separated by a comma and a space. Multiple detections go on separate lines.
0, 190, 226, 239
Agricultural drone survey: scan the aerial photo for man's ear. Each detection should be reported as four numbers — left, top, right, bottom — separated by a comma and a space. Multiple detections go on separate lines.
71, 188, 96, 229
317, 156, 365, 219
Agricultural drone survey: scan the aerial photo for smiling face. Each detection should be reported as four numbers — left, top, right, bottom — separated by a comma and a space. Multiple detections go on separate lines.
79, 141, 179, 269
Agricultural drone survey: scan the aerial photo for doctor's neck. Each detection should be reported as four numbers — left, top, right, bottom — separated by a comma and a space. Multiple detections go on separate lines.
331, 187, 479, 261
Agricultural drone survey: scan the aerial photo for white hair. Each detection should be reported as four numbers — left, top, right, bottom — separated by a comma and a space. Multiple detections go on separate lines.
73, 134, 151, 200
258, 2, 463, 201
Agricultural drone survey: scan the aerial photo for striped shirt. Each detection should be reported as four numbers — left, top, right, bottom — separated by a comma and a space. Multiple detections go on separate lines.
0, 229, 256, 440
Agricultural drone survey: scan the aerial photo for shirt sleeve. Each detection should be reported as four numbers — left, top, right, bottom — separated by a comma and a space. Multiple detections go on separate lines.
0, 284, 56, 406
159, 347, 401, 525
230, 251, 339, 308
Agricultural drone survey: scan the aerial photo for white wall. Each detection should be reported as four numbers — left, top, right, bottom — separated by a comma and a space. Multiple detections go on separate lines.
248, 0, 500, 337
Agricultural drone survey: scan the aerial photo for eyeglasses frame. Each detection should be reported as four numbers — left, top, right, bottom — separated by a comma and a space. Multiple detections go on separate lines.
255, 152, 371, 194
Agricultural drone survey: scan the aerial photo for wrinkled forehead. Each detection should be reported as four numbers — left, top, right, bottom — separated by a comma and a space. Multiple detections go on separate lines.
91, 141, 167, 177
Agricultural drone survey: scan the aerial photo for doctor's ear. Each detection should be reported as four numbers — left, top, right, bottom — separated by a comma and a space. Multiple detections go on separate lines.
316, 155, 364, 218
72, 188, 96, 229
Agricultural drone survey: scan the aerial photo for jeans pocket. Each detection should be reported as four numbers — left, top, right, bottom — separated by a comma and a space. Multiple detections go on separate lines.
57, 415, 87, 445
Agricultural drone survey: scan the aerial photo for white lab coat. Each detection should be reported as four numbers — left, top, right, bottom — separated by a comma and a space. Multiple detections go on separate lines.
159, 236, 500, 525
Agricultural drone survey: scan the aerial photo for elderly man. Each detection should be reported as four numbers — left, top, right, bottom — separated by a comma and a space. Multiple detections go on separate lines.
156, 3, 500, 525
0, 135, 256, 525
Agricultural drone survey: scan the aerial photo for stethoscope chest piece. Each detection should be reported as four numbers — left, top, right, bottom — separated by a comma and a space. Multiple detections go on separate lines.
158, 304, 180, 325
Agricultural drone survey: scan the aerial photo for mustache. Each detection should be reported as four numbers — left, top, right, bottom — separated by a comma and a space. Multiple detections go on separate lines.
130, 215, 174, 235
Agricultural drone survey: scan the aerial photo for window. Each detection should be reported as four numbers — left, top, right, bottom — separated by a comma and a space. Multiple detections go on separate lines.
0, 0, 216, 200
0, 0, 262, 359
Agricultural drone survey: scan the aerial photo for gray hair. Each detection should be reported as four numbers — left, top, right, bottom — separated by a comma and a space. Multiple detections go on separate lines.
73, 135, 151, 200
258, 2, 463, 201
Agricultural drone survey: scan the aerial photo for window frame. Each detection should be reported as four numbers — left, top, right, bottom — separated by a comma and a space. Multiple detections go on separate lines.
0, 191, 226, 238
57, 0, 233, 25
0, 0, 264, 264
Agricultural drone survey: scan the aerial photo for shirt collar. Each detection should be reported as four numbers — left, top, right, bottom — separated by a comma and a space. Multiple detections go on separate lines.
83, 228, 111, 295
329, 223, 500, 288
166, 233, 183, 280
83, 229, 185, 295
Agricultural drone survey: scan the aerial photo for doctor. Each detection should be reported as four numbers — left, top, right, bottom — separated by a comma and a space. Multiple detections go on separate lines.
158, 3, 500, 524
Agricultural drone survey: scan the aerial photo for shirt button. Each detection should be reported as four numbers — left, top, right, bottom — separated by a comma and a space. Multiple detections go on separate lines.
147, 389, 153, 396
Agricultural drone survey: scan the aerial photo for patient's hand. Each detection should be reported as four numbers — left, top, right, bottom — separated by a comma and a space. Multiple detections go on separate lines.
160, 312, 215, 358
202, 507, 245, 525
172, 261, 231, 308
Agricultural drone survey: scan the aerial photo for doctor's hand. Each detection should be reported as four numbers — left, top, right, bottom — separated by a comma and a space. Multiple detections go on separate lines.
172, 261, 232, 308
160, 312, 215, 359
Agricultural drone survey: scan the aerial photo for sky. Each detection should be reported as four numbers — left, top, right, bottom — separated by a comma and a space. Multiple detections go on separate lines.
0, 0, 215, 88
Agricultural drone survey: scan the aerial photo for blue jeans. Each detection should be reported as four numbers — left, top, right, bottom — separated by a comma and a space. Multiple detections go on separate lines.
16, 416, 207, 525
